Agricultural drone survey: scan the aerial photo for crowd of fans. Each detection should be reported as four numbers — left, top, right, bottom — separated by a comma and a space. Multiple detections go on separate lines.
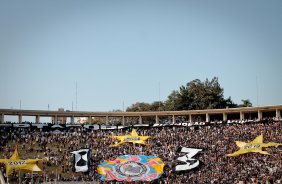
1, 119, 282, 184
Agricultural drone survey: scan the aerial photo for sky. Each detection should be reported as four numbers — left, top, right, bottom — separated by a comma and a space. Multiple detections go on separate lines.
1, 0, 282, 117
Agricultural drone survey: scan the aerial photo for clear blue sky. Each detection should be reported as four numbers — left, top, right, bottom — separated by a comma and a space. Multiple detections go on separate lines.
1, 0, 282, 114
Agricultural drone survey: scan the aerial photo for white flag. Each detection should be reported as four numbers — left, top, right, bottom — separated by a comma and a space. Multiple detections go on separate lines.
70, 149, 90, 172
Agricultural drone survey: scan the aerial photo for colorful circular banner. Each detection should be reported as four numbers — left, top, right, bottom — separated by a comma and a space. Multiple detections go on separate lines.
98, 155, 164, 181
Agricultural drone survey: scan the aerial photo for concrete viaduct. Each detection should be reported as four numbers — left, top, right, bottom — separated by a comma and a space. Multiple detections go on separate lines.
0, 105, 282, 125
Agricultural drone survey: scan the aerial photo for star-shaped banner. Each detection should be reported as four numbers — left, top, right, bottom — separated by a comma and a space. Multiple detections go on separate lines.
111, 129, 151, 147
0, 148, 45, 175
227, 135, 281, 156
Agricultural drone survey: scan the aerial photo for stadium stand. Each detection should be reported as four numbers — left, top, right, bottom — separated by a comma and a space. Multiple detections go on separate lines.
0, 119, 282, 183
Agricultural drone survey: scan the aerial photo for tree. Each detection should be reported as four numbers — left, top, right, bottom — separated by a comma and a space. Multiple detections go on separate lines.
127, 77, 239, 111
150, 101, 165, 111
164, 90, 179, 111
239, 99, 252, 107
223, 96, 238, 108
126, 101, 165, 112
126, 102, 151, 112
164, 77, 237, 110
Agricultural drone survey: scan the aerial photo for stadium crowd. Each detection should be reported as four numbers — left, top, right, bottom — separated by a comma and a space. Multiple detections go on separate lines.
1, 119, 282, 184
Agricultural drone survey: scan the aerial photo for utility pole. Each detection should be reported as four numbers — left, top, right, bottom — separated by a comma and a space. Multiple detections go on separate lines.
256, 76, 259, 106
76, 82, 78, 111
158, 82, 161, 111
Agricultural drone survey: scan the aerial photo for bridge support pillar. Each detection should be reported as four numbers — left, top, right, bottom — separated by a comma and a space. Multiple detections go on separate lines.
276, 109, 281, 120
172, 115, 175, 124
155, 115, 159, 124
54, 115, 57, 124
122, 116, 125, 126
205, 113, 210, 123
258, 110, 262, 121
189, 114, 192, 123
36, 115, 40, 123
240, 111, 245, 120
106, 116, 109, 125
223, 112, 227, 122
0, 113, 4, 123
19, 115, 22, 124
139, 116, 142, 124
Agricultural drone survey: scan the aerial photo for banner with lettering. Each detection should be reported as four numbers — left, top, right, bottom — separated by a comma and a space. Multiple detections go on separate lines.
0, 148, 45, 175
111, 129, 151, 147
227, 135, 281, 156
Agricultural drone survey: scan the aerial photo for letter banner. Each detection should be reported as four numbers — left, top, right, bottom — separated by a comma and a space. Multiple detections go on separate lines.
71, 149, 91, 172
98, 155, 164, 182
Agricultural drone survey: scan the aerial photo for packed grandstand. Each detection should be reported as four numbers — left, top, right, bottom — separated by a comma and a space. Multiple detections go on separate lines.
0, 117, 282, 184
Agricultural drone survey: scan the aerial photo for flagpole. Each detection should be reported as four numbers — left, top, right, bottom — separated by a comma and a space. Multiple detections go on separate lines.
18, 170, 20, 184
44, 170, 46, 184
31, 171, 33, 184
56, 168, 58, 184
0, 170, 5, 184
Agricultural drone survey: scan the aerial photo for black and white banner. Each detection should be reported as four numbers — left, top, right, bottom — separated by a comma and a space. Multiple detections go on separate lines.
71, 148, 91, 172
175, 147, 202, 172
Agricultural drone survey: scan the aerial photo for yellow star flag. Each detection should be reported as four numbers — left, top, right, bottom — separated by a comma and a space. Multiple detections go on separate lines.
0, 148, 46, 175
111, 129, 151, 147
227, 135, 282, 156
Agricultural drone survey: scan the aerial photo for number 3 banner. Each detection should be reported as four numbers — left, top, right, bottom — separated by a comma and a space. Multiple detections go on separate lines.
175, 147, 202, 172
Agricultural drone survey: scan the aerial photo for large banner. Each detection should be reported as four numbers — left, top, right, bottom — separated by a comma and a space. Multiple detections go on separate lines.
0, 148, 45, 175
111, 129, 151, 147
0, 118, 274, 131
175, 147, 202, 172
227, 135, 281, 156
71, 149, 91, 172
98, 155, 164, 181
